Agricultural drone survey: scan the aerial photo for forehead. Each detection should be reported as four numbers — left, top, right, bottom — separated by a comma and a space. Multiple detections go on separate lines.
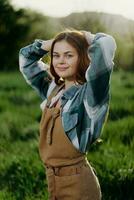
53, 40, 77, 53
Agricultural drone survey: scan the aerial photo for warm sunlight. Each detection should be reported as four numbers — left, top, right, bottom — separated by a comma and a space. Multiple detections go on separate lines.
11, 0, 134, 20
1, 0, 134, 199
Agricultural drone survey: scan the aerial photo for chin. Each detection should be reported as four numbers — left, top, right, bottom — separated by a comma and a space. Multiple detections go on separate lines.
57, 72, 68, 78
56, 71, 74, 79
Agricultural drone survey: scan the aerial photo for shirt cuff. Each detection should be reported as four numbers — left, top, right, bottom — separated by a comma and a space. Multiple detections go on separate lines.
33, 39, 49, 56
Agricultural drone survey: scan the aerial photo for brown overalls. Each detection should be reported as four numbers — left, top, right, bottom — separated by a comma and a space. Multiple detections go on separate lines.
39, 85, 102, 200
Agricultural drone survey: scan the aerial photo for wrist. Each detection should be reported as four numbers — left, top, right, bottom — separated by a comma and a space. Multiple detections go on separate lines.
33, 39, 48, 56
82, 31, 95, 45
41, 39, 54, 51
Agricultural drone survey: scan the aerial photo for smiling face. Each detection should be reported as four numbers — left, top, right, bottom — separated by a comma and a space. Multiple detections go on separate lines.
50, 30, 90, 85
52, 40, 79, 81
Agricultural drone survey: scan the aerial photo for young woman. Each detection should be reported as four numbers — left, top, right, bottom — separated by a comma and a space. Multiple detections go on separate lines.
19, 29, 116, 200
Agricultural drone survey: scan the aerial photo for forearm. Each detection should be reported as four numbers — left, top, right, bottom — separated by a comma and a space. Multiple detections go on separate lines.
19, 38, 55, 75
41, 39, 54, 51
19, 39, 53, 99
19, 39, 49, 79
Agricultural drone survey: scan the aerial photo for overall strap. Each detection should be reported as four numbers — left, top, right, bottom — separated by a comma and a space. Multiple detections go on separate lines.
46, 82, 65, 108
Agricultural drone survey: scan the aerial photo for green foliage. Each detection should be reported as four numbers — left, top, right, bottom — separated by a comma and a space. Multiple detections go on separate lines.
0, 71, 134, 199
0, 72, 48, 200
1, 1, 134, 71
0, 0, 56, 71
0, 158, 48, 200
114, 36, 134, 70
0, 0, 31, 70
88, 71, 134, 200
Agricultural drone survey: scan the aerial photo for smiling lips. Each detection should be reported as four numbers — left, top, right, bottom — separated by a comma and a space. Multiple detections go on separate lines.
57, 67, 69, 71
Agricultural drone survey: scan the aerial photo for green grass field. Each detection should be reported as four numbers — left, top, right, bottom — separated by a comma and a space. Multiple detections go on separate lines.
0, 71, 134, 200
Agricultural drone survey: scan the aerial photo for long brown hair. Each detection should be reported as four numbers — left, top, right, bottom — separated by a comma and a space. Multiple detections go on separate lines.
50, 29, 90, 85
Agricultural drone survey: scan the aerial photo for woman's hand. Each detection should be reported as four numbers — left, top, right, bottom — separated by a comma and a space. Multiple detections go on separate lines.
41, 39, 54, 51
81, 31, 95, 45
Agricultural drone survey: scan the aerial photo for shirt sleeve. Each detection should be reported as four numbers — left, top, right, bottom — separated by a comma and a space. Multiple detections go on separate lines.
83, 32, 117, 144
19, 39, 52, 100
85, 32, 117, 106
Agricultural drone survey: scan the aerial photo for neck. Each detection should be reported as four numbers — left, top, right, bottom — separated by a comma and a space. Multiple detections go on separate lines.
64, 79, 78, 90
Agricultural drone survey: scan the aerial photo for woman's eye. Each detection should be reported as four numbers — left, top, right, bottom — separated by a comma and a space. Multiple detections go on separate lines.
67, 54, 73, 58
53, 55, 59, 58
53, 54, 73, 58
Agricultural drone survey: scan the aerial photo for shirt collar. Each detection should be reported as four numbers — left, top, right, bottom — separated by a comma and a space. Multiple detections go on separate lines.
62, 84, 81, 100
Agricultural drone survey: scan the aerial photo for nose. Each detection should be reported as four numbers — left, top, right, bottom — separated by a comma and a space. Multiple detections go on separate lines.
59, 56, 65, 64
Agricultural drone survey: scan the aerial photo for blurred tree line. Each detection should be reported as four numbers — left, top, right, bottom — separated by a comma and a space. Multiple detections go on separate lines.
0, 0, 54, 70
0, 0, 134, 71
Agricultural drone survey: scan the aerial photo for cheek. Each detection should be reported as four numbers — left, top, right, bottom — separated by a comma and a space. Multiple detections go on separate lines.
52, 59, 57, 68
71, 59, 79, 72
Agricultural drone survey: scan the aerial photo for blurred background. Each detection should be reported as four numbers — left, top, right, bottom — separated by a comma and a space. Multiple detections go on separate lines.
0, 0, 134, 199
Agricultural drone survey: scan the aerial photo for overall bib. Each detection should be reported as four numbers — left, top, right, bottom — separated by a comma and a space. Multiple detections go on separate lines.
39, 85, 102, 200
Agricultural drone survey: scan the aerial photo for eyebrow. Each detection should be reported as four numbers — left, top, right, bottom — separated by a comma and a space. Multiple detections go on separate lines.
53, 51, 73, 54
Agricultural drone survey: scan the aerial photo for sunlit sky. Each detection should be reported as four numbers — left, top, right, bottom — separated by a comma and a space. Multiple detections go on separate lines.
11, 0, 134, 21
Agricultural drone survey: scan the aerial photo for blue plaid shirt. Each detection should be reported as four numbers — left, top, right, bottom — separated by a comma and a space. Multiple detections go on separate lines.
19, 32, 116, 154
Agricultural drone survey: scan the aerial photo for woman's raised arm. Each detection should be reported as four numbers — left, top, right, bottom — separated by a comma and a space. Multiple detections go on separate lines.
82, 31, 116, 144
83, 31, 117, 106
19, 39, 54, 100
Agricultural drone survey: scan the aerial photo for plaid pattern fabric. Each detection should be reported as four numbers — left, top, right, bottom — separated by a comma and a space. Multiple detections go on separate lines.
19, 33, 116, 154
